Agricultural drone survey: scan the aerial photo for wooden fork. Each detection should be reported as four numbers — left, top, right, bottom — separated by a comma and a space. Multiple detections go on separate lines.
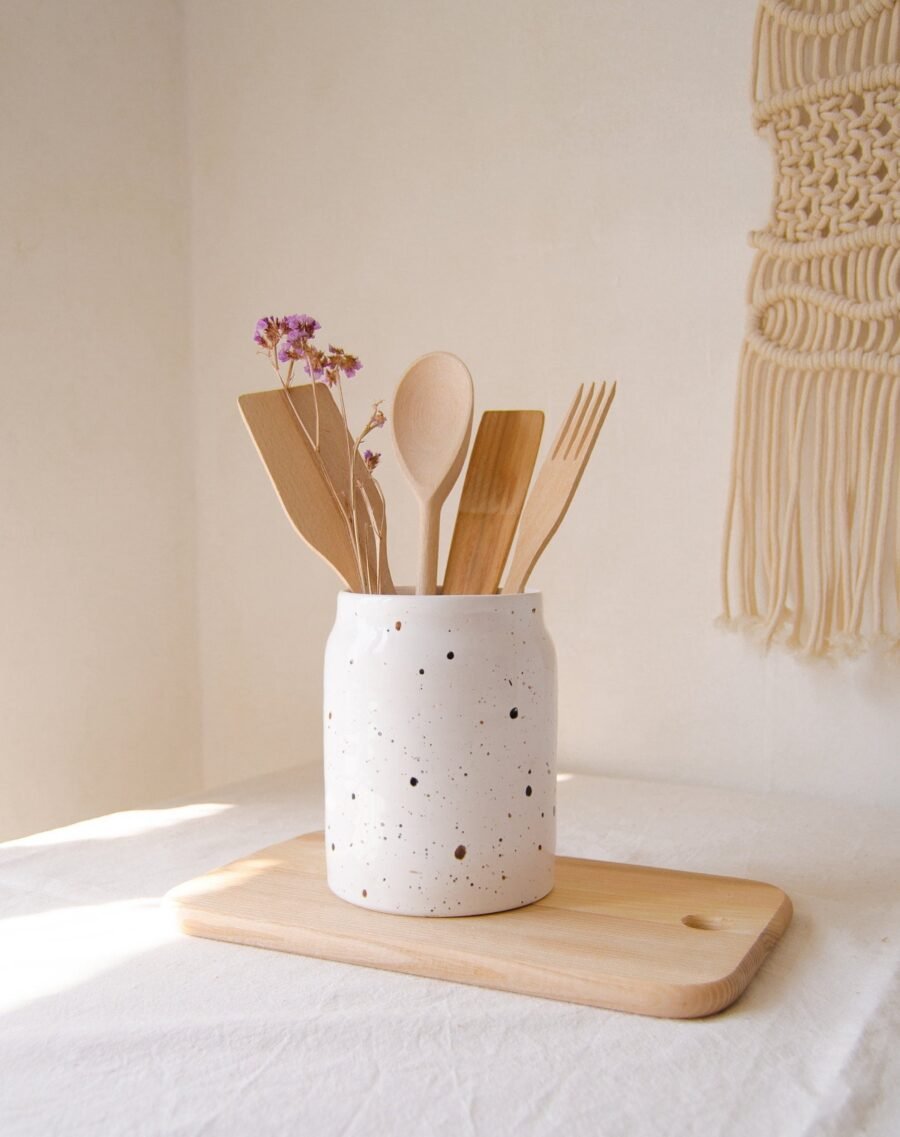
501, 381, 617, 594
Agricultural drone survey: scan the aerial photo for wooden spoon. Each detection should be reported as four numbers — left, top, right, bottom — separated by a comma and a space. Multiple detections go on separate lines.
238, 388, 363, 591
442, 410, 544, 595
391, 353, 474, 594
285, 384, 395, 595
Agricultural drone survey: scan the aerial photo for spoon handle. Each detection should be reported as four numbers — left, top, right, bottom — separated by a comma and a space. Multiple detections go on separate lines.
418, 499, 441, 594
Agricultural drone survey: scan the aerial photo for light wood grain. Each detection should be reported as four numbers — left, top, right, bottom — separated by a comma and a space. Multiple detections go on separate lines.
443, 410, 544, 595
503, 382, 616, 594
285, 384, 395, 595
166, 831, 792, 1019
391, 353, 474, 594
238, 389, 363, 591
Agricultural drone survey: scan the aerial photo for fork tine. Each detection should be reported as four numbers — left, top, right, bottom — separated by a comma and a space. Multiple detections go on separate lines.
501, 379, 617, 594
575, 380, 616, 460
550, 383, 585, 459
571, 382, 606, 459
562, 381, 595, 459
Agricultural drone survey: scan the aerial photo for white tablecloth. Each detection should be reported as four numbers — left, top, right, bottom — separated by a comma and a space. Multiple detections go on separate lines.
1, 765, 898, 1137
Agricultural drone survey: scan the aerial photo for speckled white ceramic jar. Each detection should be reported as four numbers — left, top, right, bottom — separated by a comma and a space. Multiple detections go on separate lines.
323, 590, 557, 916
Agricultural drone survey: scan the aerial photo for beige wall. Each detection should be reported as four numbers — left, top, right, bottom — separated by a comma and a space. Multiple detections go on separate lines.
3, 0, 896, 841
187, 0, 899, 807
0, 0, 201, 839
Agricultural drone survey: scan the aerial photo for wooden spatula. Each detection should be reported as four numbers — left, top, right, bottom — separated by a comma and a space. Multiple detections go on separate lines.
442, 410, 544, 595
285, 385, 395, 595
501, 381, 616, 594
238, 388, 364, 592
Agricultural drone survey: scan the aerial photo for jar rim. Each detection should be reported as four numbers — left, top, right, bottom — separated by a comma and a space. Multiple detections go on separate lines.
335, 587, 543, 610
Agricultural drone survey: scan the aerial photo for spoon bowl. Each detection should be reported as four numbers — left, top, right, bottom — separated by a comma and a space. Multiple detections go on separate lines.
392, 352, 474, 594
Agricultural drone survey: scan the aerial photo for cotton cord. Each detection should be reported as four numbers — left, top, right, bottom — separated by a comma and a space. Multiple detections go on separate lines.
722, 0, 900, 657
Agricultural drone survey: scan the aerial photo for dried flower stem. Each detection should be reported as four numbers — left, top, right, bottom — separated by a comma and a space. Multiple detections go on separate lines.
334, 373, 363, 584
303, 348, 322, 451
358, 479, 385, 595
271, 363, 363, 582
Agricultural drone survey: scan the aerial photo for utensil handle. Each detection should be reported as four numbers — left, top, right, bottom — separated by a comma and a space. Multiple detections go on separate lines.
501, 537, 537, 594
418, 500, 440, 595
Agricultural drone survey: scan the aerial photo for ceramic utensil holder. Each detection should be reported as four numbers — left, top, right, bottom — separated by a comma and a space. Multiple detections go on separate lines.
323, 590, 557, 916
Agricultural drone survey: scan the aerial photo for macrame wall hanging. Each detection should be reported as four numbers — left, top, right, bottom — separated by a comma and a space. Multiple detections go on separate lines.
721, 0, 900, 657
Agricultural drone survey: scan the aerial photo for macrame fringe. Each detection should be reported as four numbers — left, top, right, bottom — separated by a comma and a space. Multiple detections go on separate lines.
721, 349, 899, 656
722, 0, 900, 658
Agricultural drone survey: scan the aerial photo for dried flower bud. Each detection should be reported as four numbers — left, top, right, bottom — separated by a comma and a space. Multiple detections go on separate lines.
301, 347, 327, 382
256, 313, 323, 365
285, 314, 320, 340
363, 449, 381, 471
327, 345, 363, 379
253, 316, 285, 349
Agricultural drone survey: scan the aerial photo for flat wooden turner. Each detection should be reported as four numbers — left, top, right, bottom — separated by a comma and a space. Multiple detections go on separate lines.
443, 410, 544, 595
238, 388, 363, 591
285, 385, 394, 595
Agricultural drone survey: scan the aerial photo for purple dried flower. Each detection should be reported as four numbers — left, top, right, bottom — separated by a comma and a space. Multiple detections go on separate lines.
301, 346, 327, 382
255, 313, 322, 363
253, 316, 284, 348
284, 314, 320, 342
326, 345, 363, 380
356, 402, 387, 444
363, 449, 380, 471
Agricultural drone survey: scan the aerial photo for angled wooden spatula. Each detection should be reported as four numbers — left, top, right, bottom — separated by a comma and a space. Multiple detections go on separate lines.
442, 410, 544, 595
502, 381, 616, 594
238, 387, 367, 592
285, 384, 394, 594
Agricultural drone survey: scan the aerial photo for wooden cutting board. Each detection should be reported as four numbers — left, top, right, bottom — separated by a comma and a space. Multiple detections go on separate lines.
165, 832, 792, 1019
